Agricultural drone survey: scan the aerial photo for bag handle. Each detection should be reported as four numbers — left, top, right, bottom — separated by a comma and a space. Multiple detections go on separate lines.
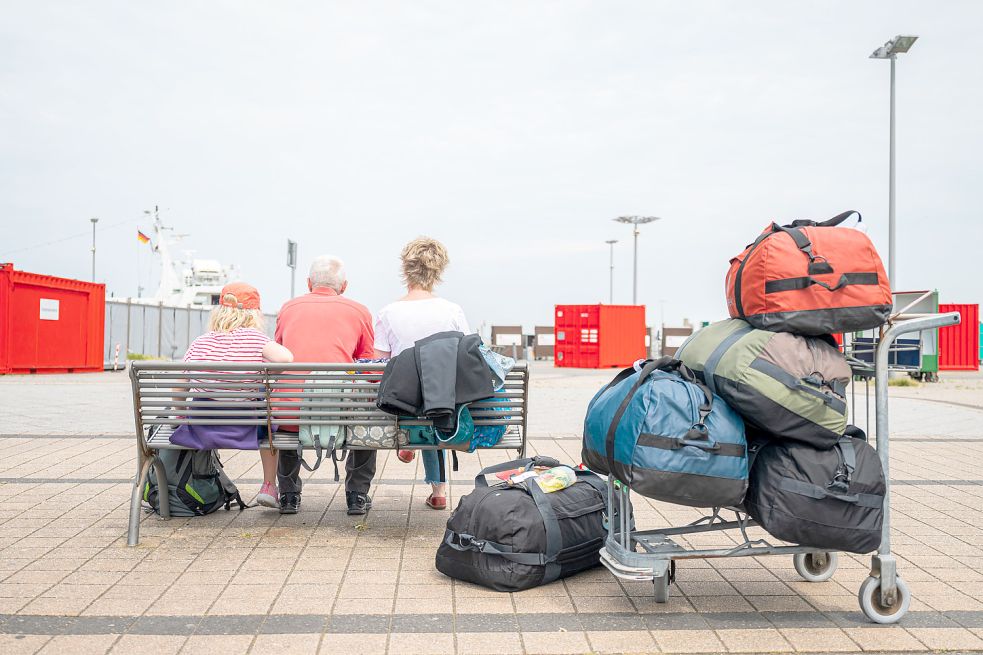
771, 210, 862, 276
786, 210, 862, 229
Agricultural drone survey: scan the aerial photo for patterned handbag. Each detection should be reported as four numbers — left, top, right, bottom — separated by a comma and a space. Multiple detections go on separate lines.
346, 423, 408, 449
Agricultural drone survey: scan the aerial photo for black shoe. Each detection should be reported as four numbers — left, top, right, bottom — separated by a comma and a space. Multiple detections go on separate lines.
279, 492, 301, 514
346, 491, 372, 515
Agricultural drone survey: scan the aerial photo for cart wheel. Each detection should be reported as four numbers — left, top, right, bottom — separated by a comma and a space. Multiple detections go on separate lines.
858, 575, 911, 624
653, 574, 670, 603
652, 561, 675, 603
793, 552, 839, 582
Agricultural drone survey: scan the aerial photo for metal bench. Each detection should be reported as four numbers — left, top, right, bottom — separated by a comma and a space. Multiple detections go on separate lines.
127, 361, 530, 546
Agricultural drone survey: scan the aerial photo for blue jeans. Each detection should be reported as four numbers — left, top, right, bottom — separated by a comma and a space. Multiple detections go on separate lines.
422, 449, 446, 485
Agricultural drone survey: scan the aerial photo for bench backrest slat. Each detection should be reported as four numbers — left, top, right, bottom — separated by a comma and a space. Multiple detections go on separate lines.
131, 361, 530, 436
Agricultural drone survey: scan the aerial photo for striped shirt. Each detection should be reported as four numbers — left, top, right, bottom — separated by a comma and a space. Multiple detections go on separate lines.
184, 328, 270, 363
183, 328, 271, 393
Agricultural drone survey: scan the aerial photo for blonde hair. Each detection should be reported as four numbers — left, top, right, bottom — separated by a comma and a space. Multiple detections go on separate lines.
401, 237, 449, 291
208, 295, 265, 332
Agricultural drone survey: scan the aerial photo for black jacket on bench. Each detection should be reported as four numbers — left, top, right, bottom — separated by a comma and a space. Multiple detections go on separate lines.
376, 331, 495, 432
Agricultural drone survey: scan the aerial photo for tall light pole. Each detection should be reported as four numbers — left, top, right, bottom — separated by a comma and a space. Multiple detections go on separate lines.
286, 239, 298, 298
613, 216, 660, 305
604, 239, 618, 304
89, 217, 99, 281
871, 34, 918, 287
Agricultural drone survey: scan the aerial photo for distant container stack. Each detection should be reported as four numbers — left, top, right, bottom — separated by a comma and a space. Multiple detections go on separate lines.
554, 304, 646, 368
939, 303, 980, 371
0, 264, 105, 374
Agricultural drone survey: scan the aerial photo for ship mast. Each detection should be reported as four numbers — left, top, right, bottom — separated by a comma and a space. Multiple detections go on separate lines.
146, 206, 184, 302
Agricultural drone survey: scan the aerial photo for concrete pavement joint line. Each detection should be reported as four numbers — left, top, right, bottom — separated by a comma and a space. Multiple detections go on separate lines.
1, 610, 981, 635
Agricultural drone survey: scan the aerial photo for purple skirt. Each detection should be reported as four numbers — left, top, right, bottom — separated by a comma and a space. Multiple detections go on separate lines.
169, 424, 274, 450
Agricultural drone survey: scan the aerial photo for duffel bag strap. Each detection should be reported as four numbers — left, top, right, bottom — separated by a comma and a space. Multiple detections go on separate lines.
778, 477, 881, 508
603, 358, 669, 480
763, 272, 880, 295
816, 210, 861, 227
769, 223, 834, 275
443, 529, 549, 566
675, 362, 714, 426
785, 210, 861, 229
701, 324, 754, 395
829, 436, 857, 493
526, 480, 563, 583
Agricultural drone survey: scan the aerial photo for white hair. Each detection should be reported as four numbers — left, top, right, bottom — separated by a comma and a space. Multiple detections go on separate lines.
309, 255, 346, 291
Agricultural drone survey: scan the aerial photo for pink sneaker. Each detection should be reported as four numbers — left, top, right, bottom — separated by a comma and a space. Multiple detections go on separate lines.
256, 481, 279, 508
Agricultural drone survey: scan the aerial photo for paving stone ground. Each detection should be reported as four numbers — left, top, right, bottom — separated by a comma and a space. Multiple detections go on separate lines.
1, 363, 982, 654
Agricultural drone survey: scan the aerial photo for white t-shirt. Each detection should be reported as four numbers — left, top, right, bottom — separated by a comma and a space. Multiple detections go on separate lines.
374, 297, 471, 357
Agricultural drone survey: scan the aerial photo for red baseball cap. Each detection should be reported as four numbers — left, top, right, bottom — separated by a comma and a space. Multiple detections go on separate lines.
219, 282, 261, 310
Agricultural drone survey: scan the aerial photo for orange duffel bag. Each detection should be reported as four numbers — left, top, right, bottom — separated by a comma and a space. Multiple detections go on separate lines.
725, 211, 892, 335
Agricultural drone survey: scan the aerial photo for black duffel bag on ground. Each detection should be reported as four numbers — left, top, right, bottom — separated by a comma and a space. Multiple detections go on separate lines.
436, 456, 616, 592
744, 427, 885, 554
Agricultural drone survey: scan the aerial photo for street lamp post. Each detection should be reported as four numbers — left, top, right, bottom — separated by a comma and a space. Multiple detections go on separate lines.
90, 217, 99, 281
286, 239, 298, 298
604, 239, 618, 304
870, 34, 918, 287
613, 216, 661, 305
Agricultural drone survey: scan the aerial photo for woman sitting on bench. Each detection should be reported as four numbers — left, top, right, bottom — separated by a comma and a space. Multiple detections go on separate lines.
170, 282, 293, 508
373, 237, 471, 510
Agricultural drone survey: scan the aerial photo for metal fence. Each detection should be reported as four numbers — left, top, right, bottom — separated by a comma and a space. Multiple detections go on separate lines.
104, 299, 277, 363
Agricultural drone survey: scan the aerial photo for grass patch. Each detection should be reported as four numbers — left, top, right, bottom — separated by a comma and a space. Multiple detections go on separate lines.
127, 352, 165, 361
888, 377, 920, 387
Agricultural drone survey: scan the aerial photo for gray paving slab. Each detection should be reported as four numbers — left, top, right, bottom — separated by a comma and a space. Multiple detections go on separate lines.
1, 365, 982, 654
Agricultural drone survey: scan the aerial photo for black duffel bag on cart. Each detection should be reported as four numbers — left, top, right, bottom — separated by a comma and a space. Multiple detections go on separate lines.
436, 456, 621, 592
743, 426, 885, 554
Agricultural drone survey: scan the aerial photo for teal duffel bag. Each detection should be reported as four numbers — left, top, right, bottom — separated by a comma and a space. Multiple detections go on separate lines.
404, 405, 475, 451
582, 357, 748, 508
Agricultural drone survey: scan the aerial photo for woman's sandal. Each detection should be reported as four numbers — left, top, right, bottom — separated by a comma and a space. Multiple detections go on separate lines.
397, 450, 415, 463
425, 494, 447, 510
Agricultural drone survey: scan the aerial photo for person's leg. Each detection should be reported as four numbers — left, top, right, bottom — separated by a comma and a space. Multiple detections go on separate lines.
259, 447, 278, 483
345, 450, 377, 515
256, 446, 279, 508
422, 450, 448, 504
277, 449, 303, 495
345, 450, 377, 494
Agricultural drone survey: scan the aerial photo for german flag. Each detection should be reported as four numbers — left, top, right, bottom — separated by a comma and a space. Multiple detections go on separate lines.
137, 230, 151, 244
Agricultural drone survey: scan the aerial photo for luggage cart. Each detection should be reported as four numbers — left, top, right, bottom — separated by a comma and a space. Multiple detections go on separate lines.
598, 312, 961, 624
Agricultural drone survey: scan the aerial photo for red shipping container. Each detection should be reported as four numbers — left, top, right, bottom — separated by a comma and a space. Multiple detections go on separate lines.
0, 264, 105, 374
554, 304, 646, 368
939, 303, 979, 371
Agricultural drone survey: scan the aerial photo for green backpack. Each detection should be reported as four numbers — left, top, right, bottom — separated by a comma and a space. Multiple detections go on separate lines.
144, 448, 246, 517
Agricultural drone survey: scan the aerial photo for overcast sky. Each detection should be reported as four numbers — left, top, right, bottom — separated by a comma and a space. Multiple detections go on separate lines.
2, 1, 980, 331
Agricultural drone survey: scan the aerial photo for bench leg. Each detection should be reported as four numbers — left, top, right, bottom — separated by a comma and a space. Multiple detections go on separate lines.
151, 455, 171, 520
127, 455, 153, 547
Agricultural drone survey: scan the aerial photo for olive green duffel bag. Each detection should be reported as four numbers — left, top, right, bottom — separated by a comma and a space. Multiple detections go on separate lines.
676, 319, 851, 449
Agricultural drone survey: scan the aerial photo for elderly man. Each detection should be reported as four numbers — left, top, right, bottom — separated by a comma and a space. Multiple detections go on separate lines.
275, 255, 377, 515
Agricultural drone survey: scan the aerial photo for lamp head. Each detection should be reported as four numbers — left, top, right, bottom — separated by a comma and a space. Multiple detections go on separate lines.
614, 216, 660, 225
870, 35, 918, 59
